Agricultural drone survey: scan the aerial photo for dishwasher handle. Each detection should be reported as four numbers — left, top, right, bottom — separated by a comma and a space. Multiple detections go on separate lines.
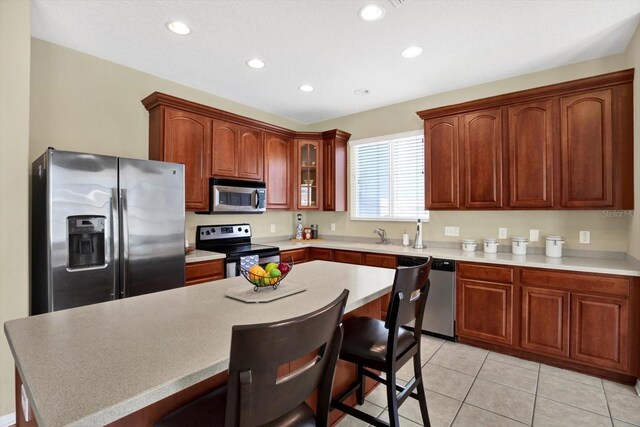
432, 259, 456, 272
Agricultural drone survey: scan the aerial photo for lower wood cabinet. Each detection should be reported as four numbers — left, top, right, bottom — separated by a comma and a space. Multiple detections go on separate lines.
457, 279, 513, 346
309, 247, 333, 261
333, 250, 363, 265
280, 248, 309, 264
521, 286, 569, 357
185, 259, 224, 286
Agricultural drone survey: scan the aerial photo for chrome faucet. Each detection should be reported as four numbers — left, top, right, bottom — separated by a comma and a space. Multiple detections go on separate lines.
374, 228, 388, 244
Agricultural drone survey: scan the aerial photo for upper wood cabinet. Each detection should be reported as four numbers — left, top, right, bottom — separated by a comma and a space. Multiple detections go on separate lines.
462, 109, 503, 208
560, 90, 613, 207
508, 100, 555, 208
211, 120, 264, 181
142, 92, 350, 212
417, 69, 634, 210
264, 133, 292, 210
424, 116, 459, 209
153, 108, 211, 211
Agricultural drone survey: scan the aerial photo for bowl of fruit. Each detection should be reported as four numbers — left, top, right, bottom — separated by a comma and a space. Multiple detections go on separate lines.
240, 258, 293, 291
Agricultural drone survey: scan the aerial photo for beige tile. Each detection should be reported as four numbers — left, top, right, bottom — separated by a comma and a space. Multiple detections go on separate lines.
606, 389, 640, 425
604, 379, 639, 397
398, 390, 462, 427
477, 359, 538, 394
428, 341, 488, 376
364, 380, 406, 409
537, 373, 609, 416
453, 403, 528, 427
335, 400, 385, 427
377, 411, 426, 426
465, 378, 535, 424
533, 397, 613, 427
612, 419, 639, 427
420, 336, 445, 363
540, 364, 603, 388
422, 363, 475, 400
487, 351, 540, 372
396, 358, 421, 382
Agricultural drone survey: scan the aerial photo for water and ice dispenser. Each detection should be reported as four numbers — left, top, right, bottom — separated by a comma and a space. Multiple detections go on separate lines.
67, 216, 106, 269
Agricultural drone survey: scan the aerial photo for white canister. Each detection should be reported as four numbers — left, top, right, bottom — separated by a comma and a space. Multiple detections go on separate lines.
484, 238, 499, 253
545, 236, 565, 258
462, 239, 477, 252
512, 237, 528, 255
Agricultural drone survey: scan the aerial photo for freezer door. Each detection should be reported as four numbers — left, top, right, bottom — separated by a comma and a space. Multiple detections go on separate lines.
118, 158, 185, 297
45, 151, 119, 313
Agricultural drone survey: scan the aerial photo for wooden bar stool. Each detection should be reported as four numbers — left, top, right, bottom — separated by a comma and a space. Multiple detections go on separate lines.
155, 289, 349, 427
332, 260, 433, 427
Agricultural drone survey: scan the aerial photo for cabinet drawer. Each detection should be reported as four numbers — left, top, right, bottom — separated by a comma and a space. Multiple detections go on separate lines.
281, 248, 308, 264
521, 268, 629, 297
458, 263, 514, 284
186, 259, 224, 285
364, 253, 397, 269
309, 248, 333, 261
333, 250, 363, 265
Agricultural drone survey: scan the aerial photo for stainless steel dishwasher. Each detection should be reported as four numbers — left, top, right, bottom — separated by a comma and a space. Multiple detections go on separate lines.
399, 256, 456, 341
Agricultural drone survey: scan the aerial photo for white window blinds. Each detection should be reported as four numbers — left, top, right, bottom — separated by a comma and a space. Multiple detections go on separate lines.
351, 134, 429, 221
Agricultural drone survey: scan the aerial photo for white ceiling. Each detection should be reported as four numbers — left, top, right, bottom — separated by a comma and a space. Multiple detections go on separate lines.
31, 0, 640, 124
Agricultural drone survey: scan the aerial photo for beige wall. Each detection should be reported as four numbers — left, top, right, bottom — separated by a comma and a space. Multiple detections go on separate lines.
307, 54, 633, 252
0, 0, 31, 416
626, 23, 640, 258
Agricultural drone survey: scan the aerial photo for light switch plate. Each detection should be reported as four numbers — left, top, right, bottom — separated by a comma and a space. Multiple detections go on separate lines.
530, 229, 539, 242
580, 230, 591, 244
331, 223, 336, 231
498, 228, 507, 239
444, 226, 459, 237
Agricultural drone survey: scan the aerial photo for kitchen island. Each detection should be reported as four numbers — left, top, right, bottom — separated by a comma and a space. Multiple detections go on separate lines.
4, 261, 395, 426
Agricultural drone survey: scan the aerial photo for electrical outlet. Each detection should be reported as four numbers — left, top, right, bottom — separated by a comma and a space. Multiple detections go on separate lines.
331, 223, 336, 231
530, 229, 539, 242
270, 224, 276, 233
498, 228, 508, 239
444, 226, 459, 237
580, 230, 591, 244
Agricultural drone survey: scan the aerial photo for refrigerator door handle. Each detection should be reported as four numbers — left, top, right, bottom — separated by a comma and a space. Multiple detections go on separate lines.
120, 188, 129, 298
110, 188, 119, 300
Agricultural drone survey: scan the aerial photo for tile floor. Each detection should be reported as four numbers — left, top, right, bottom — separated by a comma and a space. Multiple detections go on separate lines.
336, 335, 640, 427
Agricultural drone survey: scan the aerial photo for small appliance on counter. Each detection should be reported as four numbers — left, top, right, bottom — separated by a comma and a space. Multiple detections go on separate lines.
546, 236, 565, 258
31, 149, 186, 314
483, 238, 499, 253
196, 223, 280, 278
462, 239, 477, 252
512, 237, 529, 255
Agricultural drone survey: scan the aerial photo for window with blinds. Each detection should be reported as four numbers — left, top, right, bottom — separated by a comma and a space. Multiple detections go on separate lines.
350, 133, 429, 221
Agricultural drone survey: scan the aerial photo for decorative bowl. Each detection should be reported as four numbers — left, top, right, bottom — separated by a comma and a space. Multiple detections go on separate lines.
239, 258, 293, 291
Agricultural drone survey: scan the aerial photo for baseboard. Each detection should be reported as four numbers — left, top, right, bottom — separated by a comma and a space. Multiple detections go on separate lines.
0, 412, 16, 427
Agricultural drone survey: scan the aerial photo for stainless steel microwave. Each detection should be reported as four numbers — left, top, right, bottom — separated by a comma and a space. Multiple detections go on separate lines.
208, 178, 266, 213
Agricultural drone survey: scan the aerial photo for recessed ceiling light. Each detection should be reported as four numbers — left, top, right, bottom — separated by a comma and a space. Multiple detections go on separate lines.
246, 58, 265, 69
402, 46, 423, 58
166, 21, 191, 35
358, 4, 385, 22
354, 88, 370, 95
299, 84, 314, 92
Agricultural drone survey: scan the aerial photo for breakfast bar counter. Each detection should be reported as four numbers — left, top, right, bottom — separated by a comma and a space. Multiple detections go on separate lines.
4, 261, 395, 426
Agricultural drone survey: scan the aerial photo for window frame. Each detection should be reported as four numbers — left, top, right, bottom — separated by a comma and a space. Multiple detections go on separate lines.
349, 129, 429, 222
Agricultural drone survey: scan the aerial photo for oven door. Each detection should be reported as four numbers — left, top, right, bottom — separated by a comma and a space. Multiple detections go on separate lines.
226, 253, 281, 278
212, 185, 266, 213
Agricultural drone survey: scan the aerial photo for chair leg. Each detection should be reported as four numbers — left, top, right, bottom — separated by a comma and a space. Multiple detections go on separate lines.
413, 352, 431, 427
356, 363, 365, 405
386, 369, 400, 427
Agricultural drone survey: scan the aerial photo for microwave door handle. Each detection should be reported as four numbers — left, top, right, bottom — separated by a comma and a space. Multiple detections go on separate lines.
254, 190, 260, 209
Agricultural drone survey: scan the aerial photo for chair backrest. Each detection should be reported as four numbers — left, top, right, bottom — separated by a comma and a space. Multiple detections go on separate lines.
225, 289, 349, 427
385, 258, 433, 333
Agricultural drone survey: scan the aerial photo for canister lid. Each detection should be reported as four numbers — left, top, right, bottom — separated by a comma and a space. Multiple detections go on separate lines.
546, 235, 564, 241
462, 239, 477, 244
512, 236, 528, 242
484, 238, 498, 243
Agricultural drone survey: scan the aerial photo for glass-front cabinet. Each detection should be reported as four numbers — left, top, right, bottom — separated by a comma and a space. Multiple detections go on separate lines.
295, 139, 322, 209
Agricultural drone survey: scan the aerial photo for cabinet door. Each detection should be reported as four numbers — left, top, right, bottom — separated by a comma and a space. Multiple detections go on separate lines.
571, 293, 628, 371
521, 286, 569, 357
364, 253, 397, 269
237, 127, 264, 180
211, 120, 238, 177
560, 90, 613, 207
163, 109, 211, 211
294, 140, 322, 210
322, 136, 348, 211
264, 133, 292, 210
186, 259, 224, 285
462, 109, 503, 208
280, 248, 308, 264
508, 100, 554, 208
309, 247, 333, 261
425, 116, 459, 208
457, 279, 512, 345
333, 250, 363, 265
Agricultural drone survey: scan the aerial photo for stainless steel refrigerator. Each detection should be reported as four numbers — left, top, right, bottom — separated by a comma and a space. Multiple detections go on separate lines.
31, 149, 186, 314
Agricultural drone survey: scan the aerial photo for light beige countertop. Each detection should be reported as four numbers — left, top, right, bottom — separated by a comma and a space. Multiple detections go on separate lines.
4, 261, 394, 427
275, 240, 640, 277
185, 249, 225, 263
